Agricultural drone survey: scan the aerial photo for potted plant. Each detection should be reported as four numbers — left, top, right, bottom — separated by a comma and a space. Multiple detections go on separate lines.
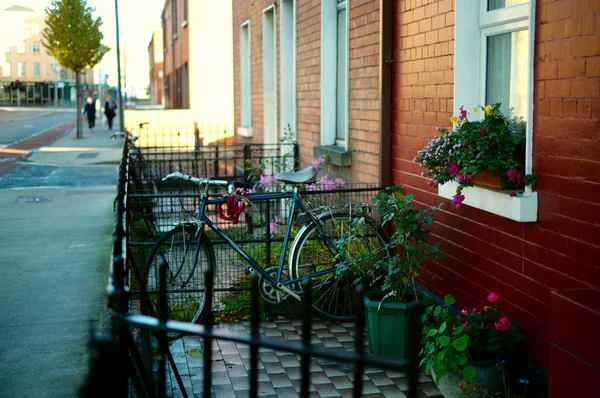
414, 104, 537, 208
421, 292, 524, 398
336, 185, 446, 359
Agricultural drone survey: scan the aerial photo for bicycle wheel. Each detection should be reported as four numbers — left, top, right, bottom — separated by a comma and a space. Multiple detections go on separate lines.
143, 223, 215, 325
289, 212, 390, 321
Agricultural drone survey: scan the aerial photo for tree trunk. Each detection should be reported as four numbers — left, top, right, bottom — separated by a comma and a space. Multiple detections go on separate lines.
76, 71, 82, 139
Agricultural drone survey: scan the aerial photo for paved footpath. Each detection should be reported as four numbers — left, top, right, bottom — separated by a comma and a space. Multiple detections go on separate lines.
0, 124, 123, 397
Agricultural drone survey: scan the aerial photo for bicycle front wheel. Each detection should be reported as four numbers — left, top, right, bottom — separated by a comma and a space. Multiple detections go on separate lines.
289, 212, 390, 321
143, 223, 215, 325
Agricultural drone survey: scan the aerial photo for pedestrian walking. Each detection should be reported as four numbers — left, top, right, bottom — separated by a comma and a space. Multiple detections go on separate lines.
104, 95, 117, 131
83, 97, 96, 131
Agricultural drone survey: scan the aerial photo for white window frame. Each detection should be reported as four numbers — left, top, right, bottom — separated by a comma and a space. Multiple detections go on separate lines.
238, 20, 253, 137
280, 0, 297, 141
2, 63, 10, 77
33, 62, 41, 77
18, 62, 26, 77
262, 5, 278, 145
320, 0, 349, 149
442, 0, 537, 222
33, 41, 40, 54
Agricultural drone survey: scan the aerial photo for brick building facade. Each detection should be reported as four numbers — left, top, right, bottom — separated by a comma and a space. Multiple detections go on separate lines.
231, 0, 599, 395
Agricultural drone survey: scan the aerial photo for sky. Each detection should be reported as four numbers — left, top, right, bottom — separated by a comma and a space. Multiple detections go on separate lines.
5, 0, 165, 92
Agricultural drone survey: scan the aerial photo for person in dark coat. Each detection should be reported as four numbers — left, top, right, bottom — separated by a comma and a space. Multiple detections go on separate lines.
104, 95, 117, 131
83, 97, 96, 130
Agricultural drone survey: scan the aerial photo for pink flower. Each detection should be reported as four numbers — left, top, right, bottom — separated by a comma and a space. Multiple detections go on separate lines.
305, 183, 318, 191
427, 180, 439, 188
479, 127, 486, 137
487, 292, 499, 303
452, 193, 465, 208
461, 309, 469, 316
269, 216, 282, 234
473, 308, 477, 312
259, 174, 275, 187
506, 168, 522, 180
444, 162, 461, 176
312, 157, 326, 169
459, 106, 467, 120
458, 173, 473, 184
334, 177, 346, 187
462, 321, 469, 329
494, 317, 511, 332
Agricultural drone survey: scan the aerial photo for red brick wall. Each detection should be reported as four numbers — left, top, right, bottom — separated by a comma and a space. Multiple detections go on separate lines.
232, 0, 383, 183
391, 0, 600, 369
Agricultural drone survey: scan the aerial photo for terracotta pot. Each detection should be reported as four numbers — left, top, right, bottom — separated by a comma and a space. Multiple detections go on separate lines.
472, 170, 523, 190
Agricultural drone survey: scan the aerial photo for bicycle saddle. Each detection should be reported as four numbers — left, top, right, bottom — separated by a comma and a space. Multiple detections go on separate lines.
276, 166, 318, 184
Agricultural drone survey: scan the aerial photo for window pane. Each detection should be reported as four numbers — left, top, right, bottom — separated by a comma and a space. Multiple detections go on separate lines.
336, 7, 347, 143
486, 29, 528, 121
488, 0, 528, 11
34, 63, 41, 77
33, 41, 40, 53
18, 63, 26, 77
2, 63, 10, 77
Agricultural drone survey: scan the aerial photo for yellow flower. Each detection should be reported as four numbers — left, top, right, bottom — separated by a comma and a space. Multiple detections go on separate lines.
471, 107, 479, 115
450, 116, 459, 125
485, 105, 493, 115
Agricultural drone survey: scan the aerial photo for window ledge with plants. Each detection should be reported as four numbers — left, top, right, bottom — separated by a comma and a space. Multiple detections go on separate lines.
415, 104, 538, 223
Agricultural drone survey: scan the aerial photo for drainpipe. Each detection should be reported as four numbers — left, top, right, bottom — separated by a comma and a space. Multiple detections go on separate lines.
378, 0, 393, 187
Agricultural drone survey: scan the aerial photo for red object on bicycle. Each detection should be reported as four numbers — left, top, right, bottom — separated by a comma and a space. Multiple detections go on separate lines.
217, 189, 247, 224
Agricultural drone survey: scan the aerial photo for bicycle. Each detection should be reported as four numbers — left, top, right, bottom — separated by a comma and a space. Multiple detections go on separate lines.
142, 166, 391, 325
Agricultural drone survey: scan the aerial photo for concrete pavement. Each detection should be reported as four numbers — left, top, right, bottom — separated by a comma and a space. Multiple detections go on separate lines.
0, 125, 123, 397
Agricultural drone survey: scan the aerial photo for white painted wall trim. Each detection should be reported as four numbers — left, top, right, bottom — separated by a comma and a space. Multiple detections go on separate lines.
439, 182, 538, 222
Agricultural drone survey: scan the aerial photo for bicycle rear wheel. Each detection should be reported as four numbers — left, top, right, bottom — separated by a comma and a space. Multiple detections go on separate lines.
143, 223, 215, 327
289, 212, 390, 321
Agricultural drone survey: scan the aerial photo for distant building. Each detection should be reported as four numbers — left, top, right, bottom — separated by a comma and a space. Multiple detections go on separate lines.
157, 0, 233, 130
148, 29, 164, 106
0, 6, 99, 105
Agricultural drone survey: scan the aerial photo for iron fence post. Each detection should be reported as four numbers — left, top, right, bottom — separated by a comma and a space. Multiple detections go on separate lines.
243, 144, 251, 182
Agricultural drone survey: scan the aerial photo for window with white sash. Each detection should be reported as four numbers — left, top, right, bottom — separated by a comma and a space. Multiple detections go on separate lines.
444, 0, 537, 222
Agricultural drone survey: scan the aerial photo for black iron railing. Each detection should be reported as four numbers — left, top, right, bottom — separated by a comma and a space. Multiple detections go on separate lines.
80, 132, 424, 398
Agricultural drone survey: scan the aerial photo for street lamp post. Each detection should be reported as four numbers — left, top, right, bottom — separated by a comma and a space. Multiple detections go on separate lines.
115, 0, 125, 135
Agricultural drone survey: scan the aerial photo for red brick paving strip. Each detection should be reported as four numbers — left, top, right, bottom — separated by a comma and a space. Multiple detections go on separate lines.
0, 119, 76, 177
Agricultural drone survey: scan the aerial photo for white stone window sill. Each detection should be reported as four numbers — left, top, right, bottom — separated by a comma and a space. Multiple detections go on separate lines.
438, 181, 538, 222
237, 126, 253, 138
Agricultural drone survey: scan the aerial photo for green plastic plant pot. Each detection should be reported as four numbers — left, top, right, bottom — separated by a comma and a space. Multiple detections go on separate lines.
364, 293, 433, 359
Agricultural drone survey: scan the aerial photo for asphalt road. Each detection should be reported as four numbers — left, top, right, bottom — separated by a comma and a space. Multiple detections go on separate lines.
0, 108, 76, 146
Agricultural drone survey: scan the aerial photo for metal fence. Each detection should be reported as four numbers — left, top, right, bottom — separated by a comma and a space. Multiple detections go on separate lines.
80, 132, 424, 397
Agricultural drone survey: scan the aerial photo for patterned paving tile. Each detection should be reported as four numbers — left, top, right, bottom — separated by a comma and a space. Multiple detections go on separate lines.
166, 319, 442, 397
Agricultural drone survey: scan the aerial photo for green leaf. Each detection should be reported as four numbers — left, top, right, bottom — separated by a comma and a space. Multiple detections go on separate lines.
439, 336, 451, 346
439, 321, 447, 334
433, 306, 441, 316
185, 348, 204, 358
457, 355, 468, 365
463, 365, 476, 380
444, 294, 456, 306
453, 336, 468, 351
428, 328, 438, 337
426, 360, 434, 373
437, 351, 446, 361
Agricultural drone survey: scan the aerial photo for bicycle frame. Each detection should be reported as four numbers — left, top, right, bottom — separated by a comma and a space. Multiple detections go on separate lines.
192, 189, 339, 298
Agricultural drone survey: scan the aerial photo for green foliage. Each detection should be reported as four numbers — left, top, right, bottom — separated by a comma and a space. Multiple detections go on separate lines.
414, 104, 537, 197
42, 0, 109, 73
421, 293, 525, 385
336, 185, 446, 303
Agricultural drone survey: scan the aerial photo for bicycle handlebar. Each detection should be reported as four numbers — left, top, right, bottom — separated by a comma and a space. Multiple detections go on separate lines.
162, 171, 253, 190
